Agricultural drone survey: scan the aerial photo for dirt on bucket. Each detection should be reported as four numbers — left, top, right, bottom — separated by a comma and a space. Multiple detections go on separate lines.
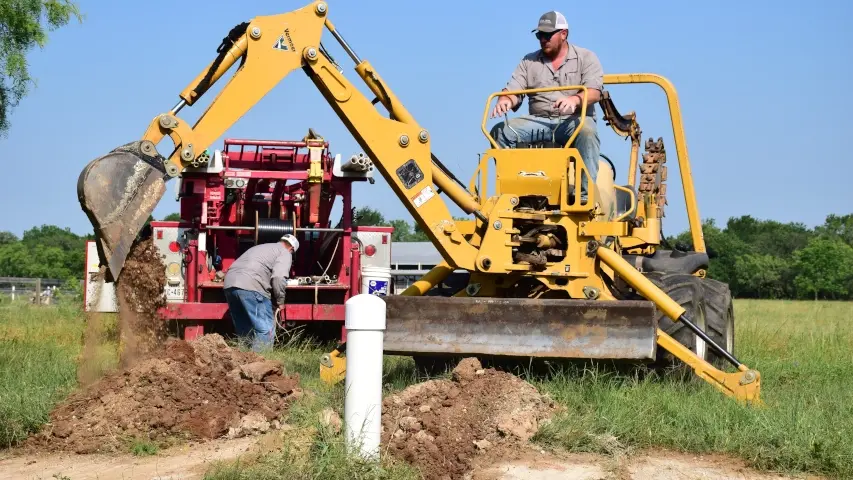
381, 358, 559, 480
26, 334, 302, 454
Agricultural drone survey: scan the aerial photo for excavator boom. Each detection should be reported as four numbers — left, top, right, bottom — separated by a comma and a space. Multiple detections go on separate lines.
77, 0, 761, 405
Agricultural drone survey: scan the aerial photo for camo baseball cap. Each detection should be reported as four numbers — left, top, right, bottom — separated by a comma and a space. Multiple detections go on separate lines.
532, 11, 569, 33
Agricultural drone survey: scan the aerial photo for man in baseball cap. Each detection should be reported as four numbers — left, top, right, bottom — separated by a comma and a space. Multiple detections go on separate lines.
490, 10, 604, 201
532, 10, 569, 34
223, 233, 299, 351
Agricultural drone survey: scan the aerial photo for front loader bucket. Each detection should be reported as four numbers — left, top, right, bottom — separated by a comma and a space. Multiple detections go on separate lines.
77, 141, 168, 282
383, 296, 658, 360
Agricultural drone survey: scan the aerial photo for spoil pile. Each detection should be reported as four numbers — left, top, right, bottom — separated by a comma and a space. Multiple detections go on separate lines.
381, 358, 558, 480
29, 334, 302, 454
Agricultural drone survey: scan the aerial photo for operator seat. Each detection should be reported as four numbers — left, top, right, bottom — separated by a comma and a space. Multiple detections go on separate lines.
614, 184, 637, 220
595, 154, 637, 221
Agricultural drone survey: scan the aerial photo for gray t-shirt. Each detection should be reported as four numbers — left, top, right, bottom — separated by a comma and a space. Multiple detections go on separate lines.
504, 43, 604, 118
224, 242, 292, 303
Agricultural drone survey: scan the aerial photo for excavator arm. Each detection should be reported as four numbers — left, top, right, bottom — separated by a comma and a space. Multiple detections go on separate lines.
78, 0, 482, 281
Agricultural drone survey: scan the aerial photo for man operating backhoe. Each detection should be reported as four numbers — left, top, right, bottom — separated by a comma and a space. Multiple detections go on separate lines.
490, 10, 604, 201
223, 234, 299, 352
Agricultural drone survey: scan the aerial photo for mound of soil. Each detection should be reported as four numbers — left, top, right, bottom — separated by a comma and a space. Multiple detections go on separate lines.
381, 358, 558, 480
28, 334, 301, 454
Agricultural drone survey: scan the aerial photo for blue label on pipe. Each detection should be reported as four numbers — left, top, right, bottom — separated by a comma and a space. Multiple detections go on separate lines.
368, 279, 388, 296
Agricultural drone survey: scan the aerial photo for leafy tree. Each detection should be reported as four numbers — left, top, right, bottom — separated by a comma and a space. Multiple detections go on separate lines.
725, 215, 811, 258
21, 224, 85, 250
0, 0, 83, 135
408, 222, 429, 242
792, 237, 853, 300
0, 231, 18, 245
352, 207, 388, 227
389, 219, 411, 242
0, 224, 88, 280
815, 213, 853, 246
162, 213, 182, 221
733, 254, 787, 299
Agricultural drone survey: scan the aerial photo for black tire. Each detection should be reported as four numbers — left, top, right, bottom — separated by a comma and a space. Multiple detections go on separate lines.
643, 272, 710, 368
698, 277, 735, 368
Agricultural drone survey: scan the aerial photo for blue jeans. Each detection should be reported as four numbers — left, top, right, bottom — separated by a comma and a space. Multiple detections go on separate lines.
490, 114, 600, 198
224, 287, 276, 352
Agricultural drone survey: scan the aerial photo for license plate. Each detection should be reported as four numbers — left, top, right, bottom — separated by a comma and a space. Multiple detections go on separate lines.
166, 286, 184, 299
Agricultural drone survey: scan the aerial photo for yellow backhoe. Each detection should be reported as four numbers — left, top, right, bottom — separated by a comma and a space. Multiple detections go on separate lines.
77, 1, 760, 404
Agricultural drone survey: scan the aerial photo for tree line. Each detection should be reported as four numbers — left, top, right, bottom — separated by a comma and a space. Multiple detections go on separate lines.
1, 210, 851, 300
668, 214, 853, 300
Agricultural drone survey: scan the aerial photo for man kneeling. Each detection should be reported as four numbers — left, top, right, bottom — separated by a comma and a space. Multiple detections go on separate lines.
224, 234, 299, 352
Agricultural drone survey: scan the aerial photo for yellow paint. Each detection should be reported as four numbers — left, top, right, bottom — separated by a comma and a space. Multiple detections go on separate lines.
657, 330, 761, 405
319, 348, 346, 384
603, 73, 705, 253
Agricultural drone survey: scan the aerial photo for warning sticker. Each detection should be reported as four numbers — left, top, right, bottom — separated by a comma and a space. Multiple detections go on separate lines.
412, 185, 435, 208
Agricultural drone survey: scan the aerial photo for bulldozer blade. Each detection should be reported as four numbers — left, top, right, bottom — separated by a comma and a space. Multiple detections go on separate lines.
382, 296, 658, 360
77, 141, 168, 282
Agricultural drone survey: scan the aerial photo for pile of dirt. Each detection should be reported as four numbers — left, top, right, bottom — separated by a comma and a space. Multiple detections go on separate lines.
114, 237, 169, 368
381, 358, 559, 480
28, 334, 302, 454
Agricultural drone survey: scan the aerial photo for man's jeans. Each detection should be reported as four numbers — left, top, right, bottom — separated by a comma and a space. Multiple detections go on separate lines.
489, 114, 600, 198
224, 287, 276, 352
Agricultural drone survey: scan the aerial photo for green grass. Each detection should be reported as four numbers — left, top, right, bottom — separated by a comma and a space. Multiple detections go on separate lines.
0, 301, 119, 449
0, 303, 87, 447
1, 300, 850, 479
528, 299, 853, 478
129, 439, 159, 456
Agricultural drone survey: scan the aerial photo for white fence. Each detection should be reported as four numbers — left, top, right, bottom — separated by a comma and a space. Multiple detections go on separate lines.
0, 277, 79, 305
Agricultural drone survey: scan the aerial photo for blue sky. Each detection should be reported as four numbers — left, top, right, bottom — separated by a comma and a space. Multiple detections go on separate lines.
2, 0, 851, 238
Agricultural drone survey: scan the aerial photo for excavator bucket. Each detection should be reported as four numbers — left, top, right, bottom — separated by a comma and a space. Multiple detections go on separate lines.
77, 141, 168, 281
382, 296, 659, 360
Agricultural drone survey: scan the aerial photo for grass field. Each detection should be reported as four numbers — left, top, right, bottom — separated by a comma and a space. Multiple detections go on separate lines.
0, 299, 850, 478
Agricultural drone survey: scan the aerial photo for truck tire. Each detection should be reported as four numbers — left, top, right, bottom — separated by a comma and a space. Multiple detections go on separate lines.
643, 271, 710, 368
698, 277, 735, 368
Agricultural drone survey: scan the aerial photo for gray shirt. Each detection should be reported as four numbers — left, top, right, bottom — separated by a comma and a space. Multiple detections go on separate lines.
224, 242, 292, 303
504, 43, 604, 119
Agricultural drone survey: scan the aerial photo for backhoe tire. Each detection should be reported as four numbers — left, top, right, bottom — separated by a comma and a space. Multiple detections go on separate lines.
643, 272, 710, 369
698, 277, 735, 368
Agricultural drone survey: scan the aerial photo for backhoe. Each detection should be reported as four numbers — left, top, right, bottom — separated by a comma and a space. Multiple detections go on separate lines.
77, 1, 761, 404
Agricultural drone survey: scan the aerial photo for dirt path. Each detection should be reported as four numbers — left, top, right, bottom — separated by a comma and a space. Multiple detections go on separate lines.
473, 448, 819, 480
0, 436, 259, 480
0, 441, 817, 480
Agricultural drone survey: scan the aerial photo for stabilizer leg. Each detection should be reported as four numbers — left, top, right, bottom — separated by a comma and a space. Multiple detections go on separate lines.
595, 245, 762, 405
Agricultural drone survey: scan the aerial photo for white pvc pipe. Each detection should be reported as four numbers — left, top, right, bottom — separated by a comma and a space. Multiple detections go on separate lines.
343, 293, 386, 461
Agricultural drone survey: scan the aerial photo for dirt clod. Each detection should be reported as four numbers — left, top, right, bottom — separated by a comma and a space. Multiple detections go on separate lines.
319, 408, 342, 435
27, 334, 300, 454
381, 357, 558, 480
